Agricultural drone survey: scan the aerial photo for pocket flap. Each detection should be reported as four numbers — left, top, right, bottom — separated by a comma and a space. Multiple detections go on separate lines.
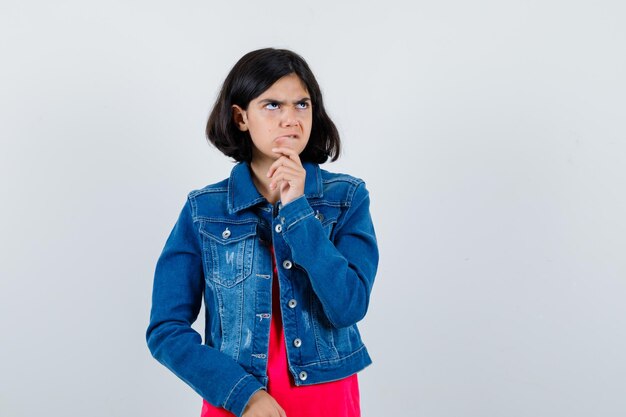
199, 221, 257, 244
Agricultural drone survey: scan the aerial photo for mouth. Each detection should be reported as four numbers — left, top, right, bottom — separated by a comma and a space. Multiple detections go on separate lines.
274, 134, 299, 143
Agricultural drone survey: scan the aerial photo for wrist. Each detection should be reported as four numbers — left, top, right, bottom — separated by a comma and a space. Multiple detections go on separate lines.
280, 192, 304, 207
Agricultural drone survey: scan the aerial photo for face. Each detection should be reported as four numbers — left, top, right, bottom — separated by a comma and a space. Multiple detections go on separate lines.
232, 73, 313, 165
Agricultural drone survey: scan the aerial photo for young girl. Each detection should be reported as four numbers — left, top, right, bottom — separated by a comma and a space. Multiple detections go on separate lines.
146, 48, 379, 417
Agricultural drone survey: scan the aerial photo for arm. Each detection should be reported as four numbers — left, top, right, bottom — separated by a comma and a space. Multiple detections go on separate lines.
146, 197, 264, 417
279, 181, 379, 328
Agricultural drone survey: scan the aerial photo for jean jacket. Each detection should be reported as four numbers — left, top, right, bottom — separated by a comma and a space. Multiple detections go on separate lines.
146, 161, 379, 417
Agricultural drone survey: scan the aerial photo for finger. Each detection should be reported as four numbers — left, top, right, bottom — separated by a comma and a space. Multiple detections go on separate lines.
270, 398, 287, 417
269, 167, 301, 190
270, 172, 301, 191
266, 156, 290, 178
271, 147, 302, 164
269, 165, 301, 181
267, 156, 302, 178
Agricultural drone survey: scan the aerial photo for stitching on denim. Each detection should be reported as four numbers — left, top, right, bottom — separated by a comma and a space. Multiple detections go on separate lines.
334, 181, 365, 232
286, 211, 314, 230
232, 195, 267, 213
216, 283, 225, 352
195, 217, 259, 225
199, 225, 256, 243
188, 195, 198, 219
310, 291, 339, 359
234, 277, 244, 360
345, 181, 363, 209
281, 257, 337, 330
189, 187, 228, 198
297, 344, 368, 367
223, 374, 252, 408
309, 291, 325, 360
308, 200, 347, 208
200, 232, 210, 284
322, 175, 362, 186
313, 161, 323, 197
227, 173, 235, 213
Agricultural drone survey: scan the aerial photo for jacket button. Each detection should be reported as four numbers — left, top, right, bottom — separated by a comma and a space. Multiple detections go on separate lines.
222, 228, 231, 239
282, 260, 292, 270
288, 299, 297, 308
314, 211, 324, 221
293, 338, 302, 348
298, 371, 307, 381
274, 224, 282, 233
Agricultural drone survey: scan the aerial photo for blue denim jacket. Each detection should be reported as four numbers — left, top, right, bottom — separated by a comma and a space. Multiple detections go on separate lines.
146, 161, 379, 416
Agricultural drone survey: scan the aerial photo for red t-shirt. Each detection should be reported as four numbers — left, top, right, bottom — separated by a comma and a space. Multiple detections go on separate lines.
201, 245, 360, 417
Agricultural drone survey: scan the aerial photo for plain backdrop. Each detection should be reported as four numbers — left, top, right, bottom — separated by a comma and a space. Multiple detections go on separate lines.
1, 1, 625, 416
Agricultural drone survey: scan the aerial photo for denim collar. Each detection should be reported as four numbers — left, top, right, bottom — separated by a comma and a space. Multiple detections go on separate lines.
227, 161, 323, 214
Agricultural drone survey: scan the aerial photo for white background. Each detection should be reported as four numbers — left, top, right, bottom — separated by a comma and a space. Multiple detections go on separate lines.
1, 1, 625, 416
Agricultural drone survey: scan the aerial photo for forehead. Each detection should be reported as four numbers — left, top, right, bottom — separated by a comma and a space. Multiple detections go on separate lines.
256, 73, 309, 99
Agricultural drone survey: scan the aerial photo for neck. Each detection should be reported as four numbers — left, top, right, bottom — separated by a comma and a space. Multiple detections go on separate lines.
249, 158, 281, 205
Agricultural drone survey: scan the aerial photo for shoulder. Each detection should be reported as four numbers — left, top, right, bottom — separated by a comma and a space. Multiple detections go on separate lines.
184, 177, 230, 220
319, 166, 364, 186
188, 177, 229, 198
318, 166, 369, 207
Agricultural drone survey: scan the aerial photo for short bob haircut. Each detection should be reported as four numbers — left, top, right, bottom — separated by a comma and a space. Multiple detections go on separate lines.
206, 48, 341, 163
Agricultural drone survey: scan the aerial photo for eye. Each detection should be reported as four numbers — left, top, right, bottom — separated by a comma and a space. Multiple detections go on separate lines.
264, 102, 279, 110
296, 101, 310, 109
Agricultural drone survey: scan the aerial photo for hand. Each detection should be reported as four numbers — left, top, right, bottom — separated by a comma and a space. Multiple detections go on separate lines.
266, 147, 306, 206
242, 389, 287, 417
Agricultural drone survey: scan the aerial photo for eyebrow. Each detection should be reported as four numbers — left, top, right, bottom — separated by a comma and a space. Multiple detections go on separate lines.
258, 97, 311, 104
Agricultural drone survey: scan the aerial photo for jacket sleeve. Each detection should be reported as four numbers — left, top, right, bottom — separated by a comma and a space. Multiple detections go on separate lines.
279, 180, 379, 328
146, 196, 264, 417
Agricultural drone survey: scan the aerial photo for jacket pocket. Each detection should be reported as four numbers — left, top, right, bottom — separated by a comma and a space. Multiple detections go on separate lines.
199, 221, 257, 288
311, 205, 341, 239
309, 291, 339, 361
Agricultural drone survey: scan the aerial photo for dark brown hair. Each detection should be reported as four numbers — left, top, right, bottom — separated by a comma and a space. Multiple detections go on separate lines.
206, 48, 341, 163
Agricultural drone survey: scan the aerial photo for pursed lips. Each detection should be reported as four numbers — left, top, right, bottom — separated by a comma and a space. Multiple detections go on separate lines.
274, 134, 299, 143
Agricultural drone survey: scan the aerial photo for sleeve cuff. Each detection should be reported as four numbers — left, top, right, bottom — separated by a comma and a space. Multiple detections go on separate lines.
223, 374, 265, 417
278, 195, 315, 230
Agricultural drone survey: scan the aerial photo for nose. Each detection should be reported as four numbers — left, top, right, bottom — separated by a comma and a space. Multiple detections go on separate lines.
280, 106, 300, 127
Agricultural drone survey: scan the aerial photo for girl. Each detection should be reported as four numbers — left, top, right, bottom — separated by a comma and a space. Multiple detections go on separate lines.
146, 48, 379, 417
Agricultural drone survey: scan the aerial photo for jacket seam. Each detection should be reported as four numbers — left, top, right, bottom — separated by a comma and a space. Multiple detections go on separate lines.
286, 210, 314, 230
188, 194, 198, 219
333, 181, 364, 231
223, 373, 253, 408
194, 216, 259, 224
297, 343, 368, 367
308, 200, 347, 208
189, 186, 228, 198
322, 176, 363, 186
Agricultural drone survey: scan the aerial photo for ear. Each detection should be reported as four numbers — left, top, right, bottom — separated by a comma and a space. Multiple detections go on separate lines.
231, 105, 249, 131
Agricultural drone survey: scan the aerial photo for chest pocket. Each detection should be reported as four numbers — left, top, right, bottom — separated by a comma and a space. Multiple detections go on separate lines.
199, 221, 257, 288
312, 205, 342, 240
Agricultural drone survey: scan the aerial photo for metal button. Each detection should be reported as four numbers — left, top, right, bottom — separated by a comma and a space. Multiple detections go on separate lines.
293, 338, 302, 348
314, 211, 324, 221
299, 371, 308, 381
282, 260, 292, 270
288, 299, 297, 308
222, 228, 231, 239
275, 224, 282, 233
